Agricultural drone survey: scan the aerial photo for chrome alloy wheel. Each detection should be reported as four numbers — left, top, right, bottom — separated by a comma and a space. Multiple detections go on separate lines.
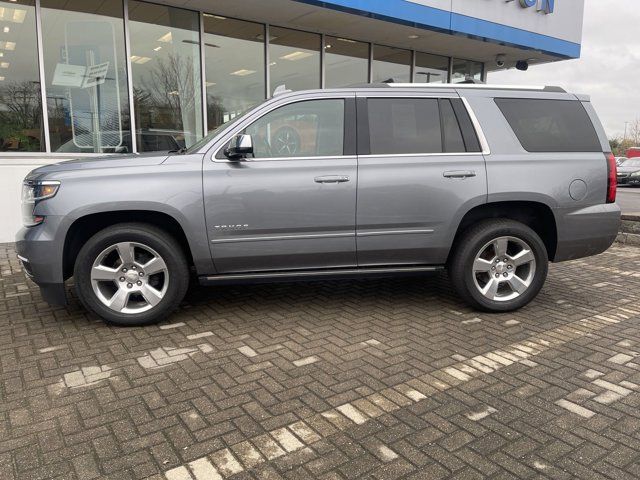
90, 242, 169, 314
471, 236, 536, 302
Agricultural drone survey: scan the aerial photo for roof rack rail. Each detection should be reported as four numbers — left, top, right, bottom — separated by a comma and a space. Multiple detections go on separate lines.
347, 83, 566, 93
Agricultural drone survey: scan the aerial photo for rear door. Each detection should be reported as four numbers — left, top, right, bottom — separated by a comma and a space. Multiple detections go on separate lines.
355, 91, 488, 266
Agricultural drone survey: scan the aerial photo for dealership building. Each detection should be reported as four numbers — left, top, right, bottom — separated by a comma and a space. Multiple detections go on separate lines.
0, 0, 585, 241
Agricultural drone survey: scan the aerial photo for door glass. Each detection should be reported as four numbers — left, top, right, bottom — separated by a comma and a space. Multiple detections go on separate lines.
245, 99, 344, 158
269, 27, 320, 94
452, 58, 483, 83
41, 0, 130, 153
372, 45, 410, 83
0, 0, 44, 152
324, 36, 369, 87
128, 1, 202, 151
203, 15, 265, 133
414, 52, 449, 84
367, 98, 441, 154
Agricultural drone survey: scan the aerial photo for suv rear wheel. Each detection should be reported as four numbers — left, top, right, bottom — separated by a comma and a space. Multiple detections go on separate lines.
449, 219, 548, 312
74, 223, 189, 326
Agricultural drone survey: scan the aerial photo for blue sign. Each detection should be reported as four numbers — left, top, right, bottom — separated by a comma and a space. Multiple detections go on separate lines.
518, 0, 555, 14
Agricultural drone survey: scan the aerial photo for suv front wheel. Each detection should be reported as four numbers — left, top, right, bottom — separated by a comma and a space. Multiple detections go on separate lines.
449, 219, 548, 312
74, 223, 189, 326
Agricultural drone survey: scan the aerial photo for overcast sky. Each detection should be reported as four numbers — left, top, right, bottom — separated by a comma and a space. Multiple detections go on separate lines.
490, 0, 638, 139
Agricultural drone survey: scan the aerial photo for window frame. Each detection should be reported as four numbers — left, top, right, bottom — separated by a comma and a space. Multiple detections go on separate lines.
357, 95, 484, 157
211, 94, 357, 162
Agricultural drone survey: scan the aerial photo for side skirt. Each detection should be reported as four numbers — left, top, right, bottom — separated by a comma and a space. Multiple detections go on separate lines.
198, 265, 444, 286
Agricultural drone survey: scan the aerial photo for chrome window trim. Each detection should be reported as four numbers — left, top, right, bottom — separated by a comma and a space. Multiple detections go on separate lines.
358, 152, 484, 159
213, 155, 357, 164
460, 97, 491, 155
208, 93, 355, 162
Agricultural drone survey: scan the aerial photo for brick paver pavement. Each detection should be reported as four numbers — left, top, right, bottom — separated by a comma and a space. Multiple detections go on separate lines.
1, 243, 640, 480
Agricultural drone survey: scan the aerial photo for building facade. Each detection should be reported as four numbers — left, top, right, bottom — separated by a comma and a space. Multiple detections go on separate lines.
0, 0, 585, 241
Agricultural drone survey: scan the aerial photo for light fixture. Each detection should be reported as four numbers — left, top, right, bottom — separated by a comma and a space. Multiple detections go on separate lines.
230, 69, 256, 77
0, 62, 9, 68
0, 53, 3, 57
168, 90, 179, 96
205, 81, 216, 87
280, 51, 313, 61
157, 32, 172, 43
153, 46, 162, 52
0, 76, 4, 81
0, 41, 16, 50
408, 34, 419, 39
336, 38, 356, 43
203, 13, 226, 20
324, 44, 332, 49
0, 7, 26, 24
269, 61, 277, 66
3, 27, 9, 33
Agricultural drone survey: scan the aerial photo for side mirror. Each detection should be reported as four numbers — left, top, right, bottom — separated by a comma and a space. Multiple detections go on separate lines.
225, 134, 253, 160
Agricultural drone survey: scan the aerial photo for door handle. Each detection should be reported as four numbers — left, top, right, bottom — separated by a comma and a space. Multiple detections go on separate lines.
314, 175, 350, 184
443, 170, 476, 179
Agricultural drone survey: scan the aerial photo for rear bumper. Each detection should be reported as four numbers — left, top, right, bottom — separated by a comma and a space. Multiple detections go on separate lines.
15, 219, 67, 305
553, 203, 621, 262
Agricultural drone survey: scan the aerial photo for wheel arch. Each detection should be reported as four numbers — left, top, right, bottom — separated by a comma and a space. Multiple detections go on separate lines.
448, 201, 558, 264
63, 210, 195, 280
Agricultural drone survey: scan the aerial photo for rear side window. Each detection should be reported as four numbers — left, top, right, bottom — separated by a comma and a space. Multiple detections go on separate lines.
495, 98, 601, 152
368, 98, 441, 154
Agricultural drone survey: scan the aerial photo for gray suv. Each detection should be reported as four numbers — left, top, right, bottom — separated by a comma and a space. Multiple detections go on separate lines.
16, 84, 621, 326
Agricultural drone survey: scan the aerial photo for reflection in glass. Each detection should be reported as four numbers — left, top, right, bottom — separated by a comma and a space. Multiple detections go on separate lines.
324, 36, 369, 88
128, 1, 202, 151
269, 27, 320, 94
0, 0, 43, 152
452, 58, 483, 83
41, 0, 130, 153
414, 52, 449, 84
372, 45, 410, 83
203, 15, 265, 133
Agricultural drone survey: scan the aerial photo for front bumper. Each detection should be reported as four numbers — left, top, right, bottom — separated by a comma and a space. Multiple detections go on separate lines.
554, 203, 621, 262
15, 219, 67, 305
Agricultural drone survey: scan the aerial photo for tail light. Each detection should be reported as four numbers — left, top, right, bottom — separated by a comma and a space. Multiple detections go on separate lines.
606, 152, 617, 204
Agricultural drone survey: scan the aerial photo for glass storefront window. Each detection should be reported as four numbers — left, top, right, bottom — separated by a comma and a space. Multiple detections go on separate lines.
41, 0, 130, 153
414, 52, 449, 84
324, 36, 369, 88
128, 1, 202, 151
203, 15, 265, 133
0, 0, 43, 152
269, 27, 320, 95
452, 58, 484, 83
372, 45, 410, 84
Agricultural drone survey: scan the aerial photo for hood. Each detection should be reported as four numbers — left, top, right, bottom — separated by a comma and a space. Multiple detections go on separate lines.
27, 153, 169, 178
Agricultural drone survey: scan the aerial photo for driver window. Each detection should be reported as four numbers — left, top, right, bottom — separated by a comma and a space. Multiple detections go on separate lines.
245, 99, 344, 158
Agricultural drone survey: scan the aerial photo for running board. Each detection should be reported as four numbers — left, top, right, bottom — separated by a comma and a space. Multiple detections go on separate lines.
199, 265, 443, 286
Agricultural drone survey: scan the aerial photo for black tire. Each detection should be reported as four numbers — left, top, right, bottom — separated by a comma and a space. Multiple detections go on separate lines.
74, 223, 189, 326
448, 219, 548, 312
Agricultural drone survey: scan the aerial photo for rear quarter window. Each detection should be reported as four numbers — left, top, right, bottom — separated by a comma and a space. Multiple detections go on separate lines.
495, 98, 602, 153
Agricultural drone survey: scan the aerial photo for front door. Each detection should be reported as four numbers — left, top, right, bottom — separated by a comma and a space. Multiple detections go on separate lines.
356, 94, 488, 266
203, 97, 358, 273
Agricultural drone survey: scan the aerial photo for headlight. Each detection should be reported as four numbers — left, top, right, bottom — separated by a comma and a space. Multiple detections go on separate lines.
21, 180, 60, 227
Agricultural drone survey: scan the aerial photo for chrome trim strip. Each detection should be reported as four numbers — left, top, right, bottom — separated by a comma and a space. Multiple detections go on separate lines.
358, 152, 483, 159
460, 97, 491, 155
123, 0, 138, 153
34, 0, 51, 153
17, 255, 29, 263
213, 155, 357, 163
202, 265, 441, 282
357, 229, 434, 237
211, 232, 354, 244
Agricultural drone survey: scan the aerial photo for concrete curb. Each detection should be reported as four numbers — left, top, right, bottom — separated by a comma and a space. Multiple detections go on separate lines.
617, 214, 640, 246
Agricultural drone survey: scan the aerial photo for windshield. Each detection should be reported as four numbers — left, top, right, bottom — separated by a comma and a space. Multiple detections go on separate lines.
185, 103, 260, 154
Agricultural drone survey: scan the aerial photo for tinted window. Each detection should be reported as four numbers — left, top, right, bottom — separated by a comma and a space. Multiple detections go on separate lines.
495, 98, 601, 152
245, 99, 344, 158
440, 99, 465, 153
368, 98, 441, 154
